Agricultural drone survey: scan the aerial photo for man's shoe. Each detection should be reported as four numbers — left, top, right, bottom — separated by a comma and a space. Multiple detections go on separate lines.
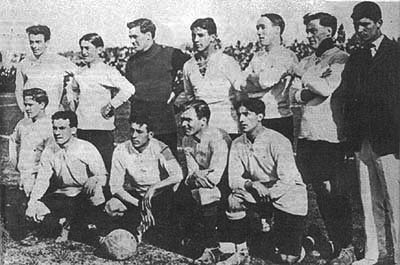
216, 248, 250, 265
193, 247, 223, 265
352, 258, 377, 265
330, 246, 356, 265
20, 233, 40, 246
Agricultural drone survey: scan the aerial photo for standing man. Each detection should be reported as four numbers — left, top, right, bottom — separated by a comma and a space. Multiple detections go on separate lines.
245, 13, 298, 142
183, 18, 245, 136
341, 2, 400, 264
65, 33, 136, 172
216, 98, 307, 265
16, 25, 77, 116
178, 100, 231, 264
292, 12, 355, 265
25, 111, 107, 241
125, 18, 190, 153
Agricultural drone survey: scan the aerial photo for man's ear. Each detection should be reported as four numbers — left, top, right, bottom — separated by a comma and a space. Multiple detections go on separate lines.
145, 31, 153, 41
327, 27, 332, 38
376, 19, 383, 29
200, 117, 208, 127
257, 113, 264, 122
149, 131, 154, 138
39, 102, 46, 110
97, 46, 104, 55
71, 127, 77, 135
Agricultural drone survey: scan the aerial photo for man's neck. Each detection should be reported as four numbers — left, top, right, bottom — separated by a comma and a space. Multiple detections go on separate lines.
264, 39, 280, 52
34, 50, 47, 60
142, 40, 155, 53
246, 124, 264, 142
193, 125, 209, 142
369, 32, 383, 44
197, 45, 217, 59
31, 111, 46, 122
59, 136, 76, 150
135, 140, 150, 153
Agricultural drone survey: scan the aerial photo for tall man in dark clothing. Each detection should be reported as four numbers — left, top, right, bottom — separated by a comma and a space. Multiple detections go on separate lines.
340, 2, 400, 264
125, 18, 190, 153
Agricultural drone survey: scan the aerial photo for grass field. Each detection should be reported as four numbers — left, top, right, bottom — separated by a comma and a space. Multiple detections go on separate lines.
0, 102, 393, 265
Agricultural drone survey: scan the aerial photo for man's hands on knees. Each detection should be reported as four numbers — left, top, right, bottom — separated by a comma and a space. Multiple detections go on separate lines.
26, 200, 50, 223
84, 177, 101, 195
245, 180, 270, 200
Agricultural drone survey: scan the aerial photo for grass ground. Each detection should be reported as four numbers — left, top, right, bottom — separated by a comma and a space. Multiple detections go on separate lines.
0, 103, 393, 265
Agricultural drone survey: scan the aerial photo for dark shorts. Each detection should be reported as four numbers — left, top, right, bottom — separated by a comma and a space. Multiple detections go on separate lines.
296, 139, 345, 184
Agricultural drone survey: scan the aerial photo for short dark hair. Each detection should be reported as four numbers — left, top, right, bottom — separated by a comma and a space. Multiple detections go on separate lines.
52, 111, 78, 128
130, 115, 153, 133
303, 12, 338, 36
23, 88, 49, 108
127, 18, 156, 39
261, 13, 285, 35
236, 98, 265, 116
26, 25, 51, 41
79, 33, 104, 48
190, 18, 217, 35
351, 1, 382, 22
184, 100, 211, 123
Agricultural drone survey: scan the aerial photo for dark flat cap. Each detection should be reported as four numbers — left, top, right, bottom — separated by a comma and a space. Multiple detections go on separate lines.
351, 1, 382, 21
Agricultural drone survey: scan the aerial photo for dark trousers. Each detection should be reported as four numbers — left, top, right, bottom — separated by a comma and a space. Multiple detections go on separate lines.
77, 129, 114, 173
219, 203, 305, 256
174, 183, 220, 249
39, 192, 98, 238
262, 116, 294, 143
296, 139, 352, 249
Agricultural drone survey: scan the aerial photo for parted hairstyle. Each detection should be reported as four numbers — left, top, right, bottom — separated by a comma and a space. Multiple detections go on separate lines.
303, 12, 338, 36
79, 33, 104, 48
127, 18, 156, 39
52, 111, 78, 128
26, 25, 51, 41
235, 98, 265, 116
23, 88, 49, 108
261, 13, 285, 35
190, 18, 217, 35
184, 99, 211, 123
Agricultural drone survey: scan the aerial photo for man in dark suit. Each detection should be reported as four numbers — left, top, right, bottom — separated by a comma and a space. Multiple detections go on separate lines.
341, 2, 400, 264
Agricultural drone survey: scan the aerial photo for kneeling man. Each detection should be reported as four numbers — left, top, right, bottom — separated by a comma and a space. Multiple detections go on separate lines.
178, 100, 231, 264
218, 99, 307, 265
25, 111, 107, 241
105, 115, 183, 238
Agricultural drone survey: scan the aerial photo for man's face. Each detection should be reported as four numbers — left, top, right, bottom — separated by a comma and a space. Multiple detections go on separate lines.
53, 119, 75, 146
181, 108, 204, 136
191, 27, 214, 52
256, 17, 278, 46
238, 106, 263, 133
80, 40, 101, 64
129, 26, 152, 52
130, 122, 151, 149
28, 34, 48, 58
24, 97, 44, 119
353, 17, 382, 43
306, 19, 332, 49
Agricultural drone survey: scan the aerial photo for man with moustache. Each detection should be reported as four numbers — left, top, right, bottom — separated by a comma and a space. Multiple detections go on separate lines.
245, 13, 298, 142
125, 18, 190, 154
340, 2, 400, 264
16, 25, 77, 116
292, 12, 354, 265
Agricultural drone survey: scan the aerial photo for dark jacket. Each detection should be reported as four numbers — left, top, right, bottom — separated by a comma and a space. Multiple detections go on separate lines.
340, 36, 400, 156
